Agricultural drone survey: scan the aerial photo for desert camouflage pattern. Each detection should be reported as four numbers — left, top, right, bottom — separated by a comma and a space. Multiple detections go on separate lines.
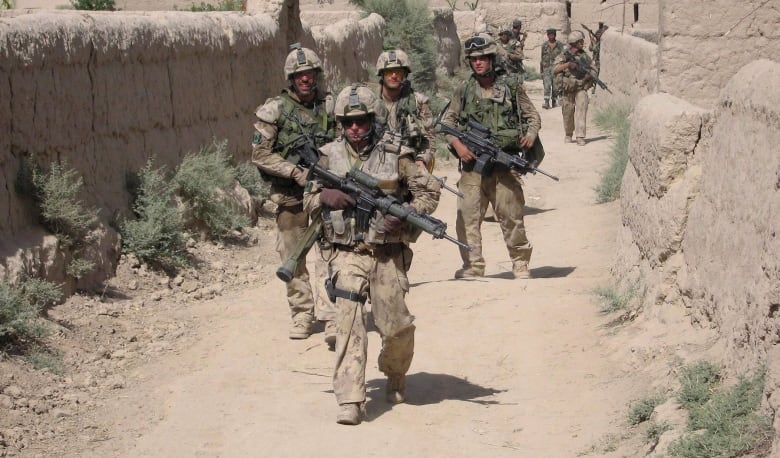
374, 89, 436, 167
553, 50, 592, 138
303, 137, 439, 405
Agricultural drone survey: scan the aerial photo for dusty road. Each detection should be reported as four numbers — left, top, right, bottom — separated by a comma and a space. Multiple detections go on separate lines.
80, 83, 643, 457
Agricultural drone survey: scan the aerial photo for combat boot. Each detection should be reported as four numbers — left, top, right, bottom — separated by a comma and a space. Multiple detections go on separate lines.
551, 98, 558, 108
336, 402, 365, 425
386, 375, 406, 404
512, 262, 531, 279
454, 266, 484, 279
288, 315, 314, 340
324, 320, 336, 351
542, 99, 550, 109
564, 135, 573, 144
576, 137, 586, 146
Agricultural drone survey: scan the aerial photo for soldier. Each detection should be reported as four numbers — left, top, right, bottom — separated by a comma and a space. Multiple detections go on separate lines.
540, 28, 565, 109
511, 18, 528, 51
589, 23, 608, 71
251, 44, 337, 344
442, 33, 541, 280
373, 49, 436, 170
303, 84, 441, 425
496, 24, 525, 77
554, 30, 594, 146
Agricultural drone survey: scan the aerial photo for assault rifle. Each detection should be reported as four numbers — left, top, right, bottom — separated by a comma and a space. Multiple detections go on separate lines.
581, 23, 597, 41
433, 103, 559, 181
562, 50, 612, 94
431, 175, 463, 198
296, 141, 469, 250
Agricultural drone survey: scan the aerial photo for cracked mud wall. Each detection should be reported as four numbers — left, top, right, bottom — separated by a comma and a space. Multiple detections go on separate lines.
615, 60, 780, 451
0, 5, 383, 292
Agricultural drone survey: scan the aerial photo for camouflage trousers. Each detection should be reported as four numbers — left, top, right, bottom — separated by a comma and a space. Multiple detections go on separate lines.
275, 206, 336, 324
561, 88, 590, 138
542, 70, 558, 102
330, 243, 415, 405
455, 167, 533, 271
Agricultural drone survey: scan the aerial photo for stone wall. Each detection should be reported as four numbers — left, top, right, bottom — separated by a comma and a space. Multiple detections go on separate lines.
591, 28, 658, 111
0, 4, 383, 291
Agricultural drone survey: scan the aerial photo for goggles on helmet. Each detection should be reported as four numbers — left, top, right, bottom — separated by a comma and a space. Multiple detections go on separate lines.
464, 36, 489, 50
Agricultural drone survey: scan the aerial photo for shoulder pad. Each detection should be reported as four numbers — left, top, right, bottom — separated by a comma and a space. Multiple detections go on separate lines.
414, 91, 429, 105
255, 98, 283, 124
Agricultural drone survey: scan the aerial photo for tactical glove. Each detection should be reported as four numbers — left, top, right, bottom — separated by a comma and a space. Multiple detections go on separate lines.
319, 188, 356, 209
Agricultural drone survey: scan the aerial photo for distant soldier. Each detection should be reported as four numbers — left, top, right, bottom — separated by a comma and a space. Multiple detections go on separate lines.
589, 23, 608, 71
497, 24, 525, 77
511, 18, 527, 51
554, 31, 594, 146
540, 28, 565, 109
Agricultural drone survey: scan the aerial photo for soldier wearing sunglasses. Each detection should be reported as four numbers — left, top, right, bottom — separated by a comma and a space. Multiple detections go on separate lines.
304, 84, 441, 425
442, 33, 542, 280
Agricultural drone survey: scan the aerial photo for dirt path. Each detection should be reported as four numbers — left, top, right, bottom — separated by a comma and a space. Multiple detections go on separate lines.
78, 82, 644, 457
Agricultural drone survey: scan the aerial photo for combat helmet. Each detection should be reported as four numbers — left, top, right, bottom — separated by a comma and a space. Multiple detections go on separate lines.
283, 43, 323, 79
376, 50, 412, 76
334, 84, 377, 119
567, 30, 585, 44
464, 32, 498, 58
498, 23, 512, 37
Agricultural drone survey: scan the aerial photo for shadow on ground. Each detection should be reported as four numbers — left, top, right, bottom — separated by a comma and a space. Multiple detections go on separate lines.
364, 371, 506, 421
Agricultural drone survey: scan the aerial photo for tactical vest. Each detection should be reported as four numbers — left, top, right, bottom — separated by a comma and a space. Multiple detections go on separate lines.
555, 51, 594, 93
379, 87, 427, 152
458, 77, 522, 152
262, 90, 335, 186
320, 140, 410, 247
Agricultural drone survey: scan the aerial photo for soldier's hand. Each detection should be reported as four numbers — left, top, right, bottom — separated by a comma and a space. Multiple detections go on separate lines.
568, 61, 578, 71
383, 214, 404, 234
319, 188, 356, 209
291, 167, 309, 187
519, 135, 534, 149
452, 139, 476, 163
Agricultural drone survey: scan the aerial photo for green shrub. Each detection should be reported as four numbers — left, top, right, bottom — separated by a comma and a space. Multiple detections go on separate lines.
1, 0, 15, 9
677, 361, 720, 409
0, 278, 61, 346
235, 162, 270, 201
593, 104, 632, 203
70, 0, 115, 10
28, 347, 65, 374
121, 161, 189, 269
523, 66, 541, 81
629, 395, 665, 425
188, 0, 244, 11
66, 258, 95, 280
646, 421, 672, 444
17, 158, 99, 248
670, 367, 772, 458
361, 0, 438, 95
172, 140, 249, 238
593, 283, 636, 314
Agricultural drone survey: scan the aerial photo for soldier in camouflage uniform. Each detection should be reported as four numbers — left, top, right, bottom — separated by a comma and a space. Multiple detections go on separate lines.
303, 84, 441, 425
497, 25, 525, 78
252, 44, 337, 344
373, 49, 436, 170
554, 30, 594, 146
540, 28, 565, 109
589, 23, 608, 71
511, 18, 527, 51
442, 33, 541, 280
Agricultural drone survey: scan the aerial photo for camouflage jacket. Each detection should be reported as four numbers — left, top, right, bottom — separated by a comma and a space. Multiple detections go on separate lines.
540, 40, 566, 74
497, 39, 525, 74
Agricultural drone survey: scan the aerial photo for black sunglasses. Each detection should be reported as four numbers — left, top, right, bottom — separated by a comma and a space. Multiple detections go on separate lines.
464, 36, 488, 50
341, 117, 370, 127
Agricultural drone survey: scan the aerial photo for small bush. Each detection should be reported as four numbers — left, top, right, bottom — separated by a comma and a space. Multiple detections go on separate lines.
646, 421, 672, 444
523, 66, 541, 81
18, 158, 99, 248
670, 367, 772, 458
593, 104, 632, 203
235, 162, 270, 201
188, 0, 244, 11
172, 140, 249, 238
629, 395, 665, 425
593, 283, 636, 314
677, 361, 720, 409
70, 0, 115, 10
121, 161, 189, 269
29, 347, 65, 374
66, 258, 95, 280
0, 278, 61, 346
1, 0, 15, 9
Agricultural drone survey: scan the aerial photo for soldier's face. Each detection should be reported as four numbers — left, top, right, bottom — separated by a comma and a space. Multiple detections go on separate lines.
547, 32, 556, 42
292, 70, 317, 98
469, 55, 492, 75
382, 68, 407, 89
341, 116, 372, 146
499, 33, 510, 44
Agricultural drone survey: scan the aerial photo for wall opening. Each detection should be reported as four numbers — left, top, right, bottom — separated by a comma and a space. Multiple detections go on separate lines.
566, 1, 571, 18
633, 3, 640, 22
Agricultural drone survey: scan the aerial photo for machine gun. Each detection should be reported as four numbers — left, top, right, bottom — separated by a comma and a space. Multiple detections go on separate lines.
562, 50, 612, 94
433, 103, 559, 181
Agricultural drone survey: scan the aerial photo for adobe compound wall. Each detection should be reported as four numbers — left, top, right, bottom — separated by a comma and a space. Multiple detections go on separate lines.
0, 2, 383, 292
